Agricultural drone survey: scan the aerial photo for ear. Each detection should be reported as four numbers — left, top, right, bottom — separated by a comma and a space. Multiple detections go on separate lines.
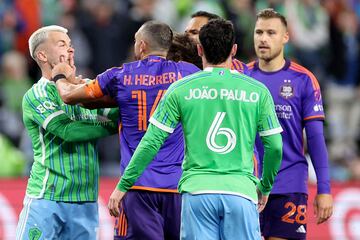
36, 50, 47, 62
197, 44, 203, 57
231, 44, 238, 57
283, 31, 289, 45
140, 40, 147, 54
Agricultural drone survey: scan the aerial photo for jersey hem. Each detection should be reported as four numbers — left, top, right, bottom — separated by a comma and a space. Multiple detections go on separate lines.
189, 190, 257, 204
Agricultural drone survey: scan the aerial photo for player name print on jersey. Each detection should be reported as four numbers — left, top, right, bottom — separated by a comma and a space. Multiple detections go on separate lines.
123, 72, 182, 86
184, 87, 259, 102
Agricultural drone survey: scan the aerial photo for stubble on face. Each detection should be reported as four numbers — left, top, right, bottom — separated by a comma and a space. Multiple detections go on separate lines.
254, 18, 286, 63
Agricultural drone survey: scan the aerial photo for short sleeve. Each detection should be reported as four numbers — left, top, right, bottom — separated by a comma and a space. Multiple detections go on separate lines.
258, 90, 283, 136
96, 67, 123, 97
149, 90, 180, 133
22, 83, 65, 130
302, 75, 325, 121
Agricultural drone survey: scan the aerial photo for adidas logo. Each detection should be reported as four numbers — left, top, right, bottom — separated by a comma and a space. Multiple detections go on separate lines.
296, 225, 306, 233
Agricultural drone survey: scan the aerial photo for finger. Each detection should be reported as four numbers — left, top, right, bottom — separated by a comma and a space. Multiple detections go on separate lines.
69, 55, 75, 68
313, 201, 318, 217
60, 55, 65, 63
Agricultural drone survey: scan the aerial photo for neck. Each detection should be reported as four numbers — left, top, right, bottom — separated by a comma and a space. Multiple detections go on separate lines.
41, 65, 52, 80
258, 55, 285, 72
142, 51, 167, 59
203, 56, 232, 69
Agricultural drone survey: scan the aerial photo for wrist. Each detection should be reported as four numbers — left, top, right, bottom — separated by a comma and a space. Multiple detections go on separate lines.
52, 74, 67, 83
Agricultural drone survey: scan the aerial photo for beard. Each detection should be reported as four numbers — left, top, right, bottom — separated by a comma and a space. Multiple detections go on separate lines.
257, 47, 282, 62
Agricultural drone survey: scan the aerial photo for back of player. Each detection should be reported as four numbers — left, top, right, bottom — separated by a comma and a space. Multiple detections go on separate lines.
152, 67, 280, 197
95, 21, 199, 240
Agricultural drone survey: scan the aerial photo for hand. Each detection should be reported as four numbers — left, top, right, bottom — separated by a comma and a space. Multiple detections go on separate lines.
51, 56, 77, 83
313, 194, 333, 224
108, 188, 126, 217
257, 188, 269, 213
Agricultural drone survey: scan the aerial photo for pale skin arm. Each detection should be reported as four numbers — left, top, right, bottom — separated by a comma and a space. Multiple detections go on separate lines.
108, 188, 126, 217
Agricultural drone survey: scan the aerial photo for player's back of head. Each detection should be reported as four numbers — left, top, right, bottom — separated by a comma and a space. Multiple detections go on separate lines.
167, 33, 202, 69
139, 20, 173, 52
199, 19, 235, 65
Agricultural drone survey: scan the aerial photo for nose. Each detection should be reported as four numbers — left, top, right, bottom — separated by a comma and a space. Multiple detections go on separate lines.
68, 46, 74, 53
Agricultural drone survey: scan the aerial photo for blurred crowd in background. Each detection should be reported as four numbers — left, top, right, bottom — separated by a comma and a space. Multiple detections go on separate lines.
1, 0, 360, 182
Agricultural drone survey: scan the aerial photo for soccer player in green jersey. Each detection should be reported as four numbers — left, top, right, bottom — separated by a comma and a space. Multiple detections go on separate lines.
15, 25, 117, 240
108, 19, 283, 240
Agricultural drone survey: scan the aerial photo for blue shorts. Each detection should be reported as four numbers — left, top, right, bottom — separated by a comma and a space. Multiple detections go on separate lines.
114, 190, 181, 240
181, 193, 261, 240
16, 196, 99, 240
260, 193, 308, 240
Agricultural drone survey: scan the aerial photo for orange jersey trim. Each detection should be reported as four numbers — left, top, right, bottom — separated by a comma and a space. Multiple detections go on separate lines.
231, 58, 244, 72
130, 186, 179, 193
303, 115, 325, 121
253, 154, 258, 178
247, 61, 255, 70
84, 80, 104, 98
289, 62, 320, 91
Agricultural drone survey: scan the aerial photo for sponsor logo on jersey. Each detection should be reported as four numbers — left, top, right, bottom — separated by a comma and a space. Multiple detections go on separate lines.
313, 104, 324, 112
275, 104, 293, 119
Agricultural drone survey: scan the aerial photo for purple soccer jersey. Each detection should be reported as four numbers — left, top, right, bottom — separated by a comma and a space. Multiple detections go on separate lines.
97, 55, 200, 190
248, 60, 325, 194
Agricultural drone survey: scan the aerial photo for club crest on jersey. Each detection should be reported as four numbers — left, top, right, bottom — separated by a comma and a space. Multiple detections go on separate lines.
280, 83, 294, 99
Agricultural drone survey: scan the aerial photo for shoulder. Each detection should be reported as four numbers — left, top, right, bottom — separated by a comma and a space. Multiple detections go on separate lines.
231, 70, 269, 92
166, 70, 207, 94
288, 61, 320, 90
246, 61, 256, 70
231, 58, 248, 73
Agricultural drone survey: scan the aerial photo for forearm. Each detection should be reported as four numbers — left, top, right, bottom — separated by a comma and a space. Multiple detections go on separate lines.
305, 120, 331, 194
46, 114, 116, 142
258, 133, 283, 195
116, 124, 170, 192
56, 79, 86, 105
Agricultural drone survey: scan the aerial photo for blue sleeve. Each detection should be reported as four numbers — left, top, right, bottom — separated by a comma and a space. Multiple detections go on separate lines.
302, 74, 325, 121
96, 67, 123, 98
305, 120, 331, 194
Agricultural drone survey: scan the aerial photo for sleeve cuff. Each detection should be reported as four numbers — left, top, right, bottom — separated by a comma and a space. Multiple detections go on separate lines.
259, 127, 283, 137
149, 117, 174, 133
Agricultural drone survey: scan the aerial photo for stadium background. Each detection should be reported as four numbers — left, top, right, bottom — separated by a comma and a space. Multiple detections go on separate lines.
0, 0, 359, 239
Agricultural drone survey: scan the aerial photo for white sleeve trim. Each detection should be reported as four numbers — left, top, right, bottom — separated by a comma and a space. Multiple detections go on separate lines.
102, 108, 111, 117
259, 127, 283, 137
42, 110, 65, 130
149, 117, 174, 133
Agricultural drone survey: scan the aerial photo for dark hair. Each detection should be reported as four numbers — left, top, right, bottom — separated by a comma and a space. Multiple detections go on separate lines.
167, 33, 202, 69
256, 8, 287, 28
141, 20, 173, 51
199, 19, 235, 65
191, 11, 220, 21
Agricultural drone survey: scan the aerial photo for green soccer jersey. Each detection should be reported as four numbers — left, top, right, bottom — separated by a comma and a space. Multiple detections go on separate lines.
149, 68, 282, 202
23, 77, 117, 202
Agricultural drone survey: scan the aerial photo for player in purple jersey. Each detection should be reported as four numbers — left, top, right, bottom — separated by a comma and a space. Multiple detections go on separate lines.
51, 21, 200, 240
185, 10, 249, 74
247, 9, 333, 240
